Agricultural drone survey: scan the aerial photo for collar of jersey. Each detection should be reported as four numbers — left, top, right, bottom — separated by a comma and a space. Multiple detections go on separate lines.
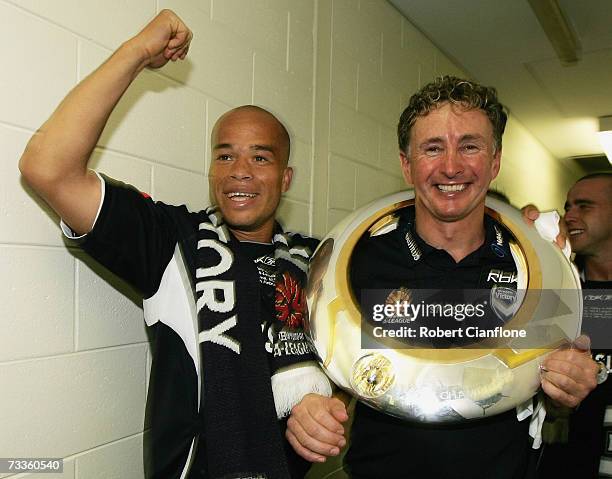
396, 206, 512, 266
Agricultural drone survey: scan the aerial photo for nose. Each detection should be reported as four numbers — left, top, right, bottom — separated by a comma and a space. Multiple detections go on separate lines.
441, 149, 463, 177
229, 156, 252, 180
564, 205, 578, 224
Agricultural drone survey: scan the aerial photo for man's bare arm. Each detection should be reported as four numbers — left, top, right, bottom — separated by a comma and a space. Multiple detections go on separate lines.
19, 9, 191, 235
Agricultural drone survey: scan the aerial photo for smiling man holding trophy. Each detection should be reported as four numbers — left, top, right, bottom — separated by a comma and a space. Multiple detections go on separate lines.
287, 76, 599, 479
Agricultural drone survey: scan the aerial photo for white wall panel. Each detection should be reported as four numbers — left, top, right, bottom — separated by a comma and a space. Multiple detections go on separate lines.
157, 12, 254, 106
277, 198, 309, 236
330, 101, 378, 164
0, 3, 77, 130
0, 346, 147, 457
0, 247, 74, 362
326, 208, 351, 232
76, 254, 147, 352
212, 0, 289, 67
152, 164, 208, 211
288, 5, 315, 77
90, 150, 152, 195
355, 165, 403, 207
76, 434, 144, 479
331, 47, 359, 109
253, 54, 313, 144
8, 0, 154, 50
379, 125, 402, 176
328, 155, 356, 210
285, 139, 312, 204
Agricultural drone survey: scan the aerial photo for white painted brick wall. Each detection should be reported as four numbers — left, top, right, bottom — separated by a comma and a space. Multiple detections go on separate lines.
7, 0, 155, 50
152, 164, 208, 211
328, 155, 357, 211
75, 253, 147, 352
0, 346, 147, 458
3, 1, 574, 477
284, 139, 313, 203
0, 3, 77, 131
330, 101, 380, 163
0, 246, 74, 362
160, 14, 254, 106
75, 435, 145, 479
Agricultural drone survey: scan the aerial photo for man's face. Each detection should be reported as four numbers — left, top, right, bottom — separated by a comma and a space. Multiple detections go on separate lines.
209, 109, 292, 242
564, 177, 612, 256
400, 102, 500, 224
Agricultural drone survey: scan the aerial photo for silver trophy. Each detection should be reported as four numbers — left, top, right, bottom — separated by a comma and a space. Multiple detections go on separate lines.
305, 191, 582, 422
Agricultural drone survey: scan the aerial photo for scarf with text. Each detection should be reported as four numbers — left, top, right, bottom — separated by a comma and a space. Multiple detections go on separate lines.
197, 207, 330, 479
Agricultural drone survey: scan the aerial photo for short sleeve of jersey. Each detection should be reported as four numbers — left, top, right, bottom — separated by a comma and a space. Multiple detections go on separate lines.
79, 176, 193, 298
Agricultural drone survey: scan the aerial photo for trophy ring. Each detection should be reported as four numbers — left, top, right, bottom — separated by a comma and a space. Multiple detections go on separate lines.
305, 191, 582, 423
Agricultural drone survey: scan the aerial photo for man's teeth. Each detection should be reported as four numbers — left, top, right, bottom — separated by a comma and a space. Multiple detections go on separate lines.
437, 184, 466, 192
569, 229, 584, 236
227, 192, 256, 198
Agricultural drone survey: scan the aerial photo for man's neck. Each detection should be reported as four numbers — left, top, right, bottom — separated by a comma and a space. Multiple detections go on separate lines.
414, 206, 486, 263
229, 223, 274, 243
583, 256, 612, 282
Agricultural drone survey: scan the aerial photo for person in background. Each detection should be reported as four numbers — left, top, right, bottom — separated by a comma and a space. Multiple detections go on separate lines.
538, 172, 611, 478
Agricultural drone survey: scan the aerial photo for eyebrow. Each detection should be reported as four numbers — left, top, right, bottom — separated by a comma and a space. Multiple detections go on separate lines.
564, 198, 596, 209
418, 134, 485, 147
213, 143, 232, 150
251, 144, 275, 153
459, 134, 486, 142
212, 143, 276, 154
417, 137, 444, 149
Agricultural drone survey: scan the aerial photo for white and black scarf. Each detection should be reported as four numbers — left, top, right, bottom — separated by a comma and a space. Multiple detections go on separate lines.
197, 207, 331, 479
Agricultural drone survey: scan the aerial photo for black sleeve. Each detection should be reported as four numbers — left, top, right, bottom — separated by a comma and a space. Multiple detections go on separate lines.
79, 177, 189, 298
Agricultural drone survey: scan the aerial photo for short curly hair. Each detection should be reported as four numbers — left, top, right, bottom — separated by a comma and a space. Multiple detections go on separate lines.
398, 76, 508, 154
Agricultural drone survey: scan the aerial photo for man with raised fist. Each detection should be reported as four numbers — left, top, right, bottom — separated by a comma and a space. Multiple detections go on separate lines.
19, 10, 331, 479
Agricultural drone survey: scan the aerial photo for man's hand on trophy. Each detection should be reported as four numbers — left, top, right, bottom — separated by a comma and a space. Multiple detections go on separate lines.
129, 9, 192, 70
540, 335, 598, 408
286, 393, 348, 462
521, 204, 569, 252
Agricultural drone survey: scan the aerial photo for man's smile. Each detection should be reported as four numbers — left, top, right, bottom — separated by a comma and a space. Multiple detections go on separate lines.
226, 191, 258, 201
436, 183, 467, 193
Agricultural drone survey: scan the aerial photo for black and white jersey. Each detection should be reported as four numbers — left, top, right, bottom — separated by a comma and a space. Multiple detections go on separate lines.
64, 176, 318, 479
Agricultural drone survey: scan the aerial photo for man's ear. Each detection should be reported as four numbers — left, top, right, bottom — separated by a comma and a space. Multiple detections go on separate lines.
491, 147, 501, 180
399, 151, 413, 185
281, 166, 293, 193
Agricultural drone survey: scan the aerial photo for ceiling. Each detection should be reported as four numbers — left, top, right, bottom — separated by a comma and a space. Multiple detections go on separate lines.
389, 0, 612, 174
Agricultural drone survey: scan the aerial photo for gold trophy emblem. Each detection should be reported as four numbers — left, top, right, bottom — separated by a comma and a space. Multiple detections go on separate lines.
351, 353, 396, 399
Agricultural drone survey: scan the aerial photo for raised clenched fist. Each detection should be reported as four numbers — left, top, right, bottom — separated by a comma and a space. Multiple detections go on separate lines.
130, 9, 192, 69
